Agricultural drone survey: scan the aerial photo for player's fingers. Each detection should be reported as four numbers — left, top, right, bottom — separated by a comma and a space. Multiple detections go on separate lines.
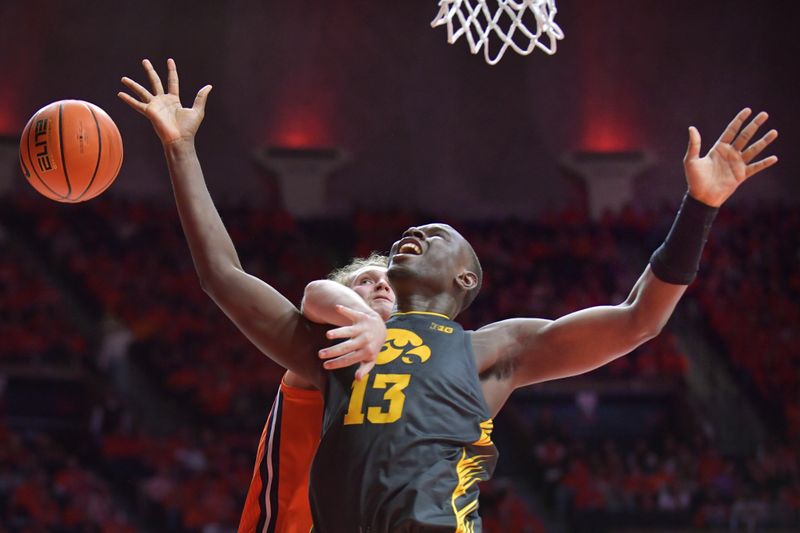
166, 58, 180, 96
120, 77, 153, 102
717, 107, 751, 146
745, 155, 779, 179
319, 339, 356, 360
732, 111, 768, 151
192, 85, 212, 114
116, 92, 148, 114
322, 351, 364, 370
142, 59, 165, 95
355, 361, 375, 381
684, 126, 701, 163
335, 305, 366, 322
326, 325, 356, 340
742, 129, 778, 163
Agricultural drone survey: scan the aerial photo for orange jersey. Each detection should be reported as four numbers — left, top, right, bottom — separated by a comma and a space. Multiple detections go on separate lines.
239, 379, 323, 533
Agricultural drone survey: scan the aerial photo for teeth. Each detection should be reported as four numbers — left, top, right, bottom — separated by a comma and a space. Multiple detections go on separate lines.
399, 243, 422, 255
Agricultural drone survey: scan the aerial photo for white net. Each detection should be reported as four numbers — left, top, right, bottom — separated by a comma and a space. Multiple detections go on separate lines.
431, 0, 564, 65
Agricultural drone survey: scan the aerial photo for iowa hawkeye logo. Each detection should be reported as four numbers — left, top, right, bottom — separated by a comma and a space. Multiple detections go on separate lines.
376, 329, 431, 365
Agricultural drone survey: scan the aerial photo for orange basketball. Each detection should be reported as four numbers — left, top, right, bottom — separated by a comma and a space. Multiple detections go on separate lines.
19, 100, 123, 203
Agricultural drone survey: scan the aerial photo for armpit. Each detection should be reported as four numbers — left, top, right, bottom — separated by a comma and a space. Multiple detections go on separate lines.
479, 354, 520, 381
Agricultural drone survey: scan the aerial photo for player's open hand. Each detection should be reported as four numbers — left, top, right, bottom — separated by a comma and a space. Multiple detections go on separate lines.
684, 108, 778, 207
318, 305, 387, 381
118, 58, 212, 146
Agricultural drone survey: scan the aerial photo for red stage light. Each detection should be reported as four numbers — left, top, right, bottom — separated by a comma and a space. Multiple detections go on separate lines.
268, 103, 333, 149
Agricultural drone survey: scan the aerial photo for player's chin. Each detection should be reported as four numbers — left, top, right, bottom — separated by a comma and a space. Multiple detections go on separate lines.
388, 256, 418, 276
370, 298, 395, 320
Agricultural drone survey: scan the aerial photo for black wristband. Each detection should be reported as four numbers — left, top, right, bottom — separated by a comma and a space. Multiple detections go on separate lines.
649, 193, 719, 285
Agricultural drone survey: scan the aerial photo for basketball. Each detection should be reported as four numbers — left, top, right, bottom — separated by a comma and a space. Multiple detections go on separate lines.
18, 100, 123, 203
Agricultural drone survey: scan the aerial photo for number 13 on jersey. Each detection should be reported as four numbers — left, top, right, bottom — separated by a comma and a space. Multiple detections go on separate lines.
343, 373, 411, 425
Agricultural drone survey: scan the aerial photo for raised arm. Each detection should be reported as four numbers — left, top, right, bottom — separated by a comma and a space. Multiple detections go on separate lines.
118, 59, 325, 388
475, 108, 778, 392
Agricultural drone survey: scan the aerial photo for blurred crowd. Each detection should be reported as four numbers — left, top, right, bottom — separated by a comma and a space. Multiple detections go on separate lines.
696, 206, 800, 443
0, 424, 138, 533
527, 411, 800, 531
0, 228, 87, 368
1, 193, 798, 531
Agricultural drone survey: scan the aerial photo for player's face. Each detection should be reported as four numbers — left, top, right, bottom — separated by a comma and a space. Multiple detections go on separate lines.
388, 223, 470, 287
348, 266, 395, 321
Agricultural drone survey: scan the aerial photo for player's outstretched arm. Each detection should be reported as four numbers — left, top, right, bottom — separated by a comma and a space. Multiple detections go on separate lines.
118, 59, 325, 388
475, 266, 682, 390
302, 280, 387, 380
475, 108, 778, 390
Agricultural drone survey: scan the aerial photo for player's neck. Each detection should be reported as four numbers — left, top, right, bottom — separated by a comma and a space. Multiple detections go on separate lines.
395, 293, 458, 320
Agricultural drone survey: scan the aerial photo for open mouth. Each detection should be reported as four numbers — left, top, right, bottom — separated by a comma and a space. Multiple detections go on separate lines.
397, 238, 423, 255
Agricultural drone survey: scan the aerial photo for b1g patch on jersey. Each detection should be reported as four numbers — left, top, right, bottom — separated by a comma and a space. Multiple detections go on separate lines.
430, 322, 454, 334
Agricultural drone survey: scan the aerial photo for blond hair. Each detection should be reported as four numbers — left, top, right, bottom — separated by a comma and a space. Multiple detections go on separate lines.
328, 253, 389, 288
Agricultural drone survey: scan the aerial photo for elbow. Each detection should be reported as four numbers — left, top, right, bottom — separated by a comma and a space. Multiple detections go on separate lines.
195, 265, 219, 295
196, 263, 236, 299
197, 275, 223, 303
301, 280, 333, 317
302, 280, 328, 306
631, 314, 666, 344
625, 304, 668, 345
640, 323, 664, 343
304, 279, 331, 298
198, 274, 214, 296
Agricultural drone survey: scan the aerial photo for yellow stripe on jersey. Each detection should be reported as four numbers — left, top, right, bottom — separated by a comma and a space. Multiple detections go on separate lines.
451, 448, 492, 533
472, 419, 494, 447
391, 310, 451, 320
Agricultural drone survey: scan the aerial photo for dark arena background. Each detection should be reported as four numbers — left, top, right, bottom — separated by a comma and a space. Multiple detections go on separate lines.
1, 1, 799, 531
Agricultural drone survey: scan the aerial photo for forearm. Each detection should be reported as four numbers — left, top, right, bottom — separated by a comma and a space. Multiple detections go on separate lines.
624, 191, 720, 332
650, 192, 718, 285
163, 139, 242, 290
621, 266, 685, 338
302, 280, 377, 325
535, 269, 684, 377
541, 195, 716, 367
575, 193, 717, 351
495, 273, 684, 387
302, 279, 387, 380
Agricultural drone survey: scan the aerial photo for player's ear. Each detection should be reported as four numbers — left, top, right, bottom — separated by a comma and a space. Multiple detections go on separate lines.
456, 270, 478, 291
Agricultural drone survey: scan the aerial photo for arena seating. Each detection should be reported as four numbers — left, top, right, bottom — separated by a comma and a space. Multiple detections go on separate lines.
2, 193, 798, 531
695, 206, 800, 442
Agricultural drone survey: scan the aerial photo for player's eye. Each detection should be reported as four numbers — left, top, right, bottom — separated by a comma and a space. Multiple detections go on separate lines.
359, 278, 374, 285
429, 229, 448, 240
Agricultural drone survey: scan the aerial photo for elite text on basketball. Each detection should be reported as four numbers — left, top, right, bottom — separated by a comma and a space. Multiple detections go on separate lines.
34, 119, 53, 172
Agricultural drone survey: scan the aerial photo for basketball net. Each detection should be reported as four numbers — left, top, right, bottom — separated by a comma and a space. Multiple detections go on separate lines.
431, 0, 564, 65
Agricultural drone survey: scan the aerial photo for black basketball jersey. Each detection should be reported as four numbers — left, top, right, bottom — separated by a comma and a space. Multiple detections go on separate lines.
310, 312, 498, 533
